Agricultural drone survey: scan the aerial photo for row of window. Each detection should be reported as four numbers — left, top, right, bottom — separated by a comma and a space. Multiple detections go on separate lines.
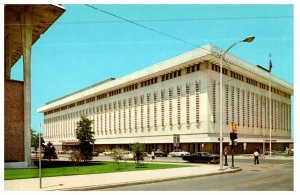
211, 80, 291, 132
141, 77, 158, 87
161, 69, 182, 81
44, 82, 201, 138
211, 64, 290, 99
45, 61, 290, 116
211, 63, 228, 75
186, 64, 200, 74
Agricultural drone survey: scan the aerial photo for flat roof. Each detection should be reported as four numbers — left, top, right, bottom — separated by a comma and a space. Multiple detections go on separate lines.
46, 78, 115, 105
37, 44, 293, 113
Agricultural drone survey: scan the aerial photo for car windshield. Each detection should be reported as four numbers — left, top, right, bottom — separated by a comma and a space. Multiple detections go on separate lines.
201, 152, 211, 157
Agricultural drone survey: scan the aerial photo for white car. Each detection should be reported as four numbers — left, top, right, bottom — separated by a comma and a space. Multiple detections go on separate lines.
103, 150, 112, 156
121, 151, 134, 160
168, 149, 190, 157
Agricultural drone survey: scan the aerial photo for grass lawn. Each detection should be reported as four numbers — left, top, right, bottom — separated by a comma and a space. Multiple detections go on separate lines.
4, 161, 188, 180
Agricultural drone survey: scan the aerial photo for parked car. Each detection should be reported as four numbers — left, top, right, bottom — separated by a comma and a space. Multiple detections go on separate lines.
142, 152, 149, 157
120, 151, 134, 160
92, 151, 99, 156
182, 152, 220, 164
168, 149, 190, 157
154, 150, 168, 157
66, 150, 74, 155
103, 149, 112, 156
57, 150, 66, 154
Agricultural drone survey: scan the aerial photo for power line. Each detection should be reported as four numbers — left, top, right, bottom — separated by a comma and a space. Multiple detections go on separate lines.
84, 4, 200, 48
5, 15, 292, 25
83, 4, 257, 91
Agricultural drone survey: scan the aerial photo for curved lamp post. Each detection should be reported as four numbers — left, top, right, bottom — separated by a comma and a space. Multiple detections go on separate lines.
219, 36, 255, 171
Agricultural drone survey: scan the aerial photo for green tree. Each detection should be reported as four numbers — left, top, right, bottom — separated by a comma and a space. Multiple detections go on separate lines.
31, 129, 45, 157
132, 142, 145, 167
75, 116, 95, 162
43, 142, 57, 160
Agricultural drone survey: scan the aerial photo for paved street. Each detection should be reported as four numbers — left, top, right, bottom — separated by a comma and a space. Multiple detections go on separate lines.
97, 158, 293, 191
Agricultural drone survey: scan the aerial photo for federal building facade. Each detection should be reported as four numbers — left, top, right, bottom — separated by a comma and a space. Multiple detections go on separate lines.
38, 44, 293, 154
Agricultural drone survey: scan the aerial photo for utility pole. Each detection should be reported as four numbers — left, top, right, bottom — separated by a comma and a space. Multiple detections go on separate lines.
269, 54, 272, 156
39, 123, 42, 189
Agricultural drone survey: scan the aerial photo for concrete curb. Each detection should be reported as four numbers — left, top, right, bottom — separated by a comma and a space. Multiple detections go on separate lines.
57, 168, 241, 191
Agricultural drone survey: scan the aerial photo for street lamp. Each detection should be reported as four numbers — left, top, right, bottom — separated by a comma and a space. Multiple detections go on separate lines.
219, 36, 255, 171
257, 54, 272, 157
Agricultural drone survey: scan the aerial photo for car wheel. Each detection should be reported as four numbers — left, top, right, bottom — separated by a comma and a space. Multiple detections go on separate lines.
207, 160, 211, 164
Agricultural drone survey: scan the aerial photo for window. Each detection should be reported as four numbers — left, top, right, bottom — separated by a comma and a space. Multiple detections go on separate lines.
169, 88, 173, 126
212, 80, 216, 124
104, 105, 107, 134
252, 92, 255, 128
225, 84, 229, 125
161, 69, 182, 82
264, 96, 267, 129
123, 100, 126, 133
196, 81, 200, 124
118, 101, 121, 134
260, 96, 263, 129
237, 88, 240, 126
129, 98, 132, 131
177, 86, 181, 125
186, 67, 190, 74
140, 95, 144, 130
242, 90, 245, 127
134, 96, 138, 131
247, 91, 250, 127
154, 92, 157, 128
256, 95, 259, 128
231, 86, 235, 122
140, 77, 158, 88
186, 84, 190, 125
147, 93, 150, 129
109, 103, 112, 134
113, 102, 117, 134
288, 104, 291, 132
161, 90, 165, 127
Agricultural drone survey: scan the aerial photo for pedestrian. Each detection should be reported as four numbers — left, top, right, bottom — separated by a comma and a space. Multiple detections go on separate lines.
151, 150, 155, 161
224, 146, 228, 166
254, 149, 259, 165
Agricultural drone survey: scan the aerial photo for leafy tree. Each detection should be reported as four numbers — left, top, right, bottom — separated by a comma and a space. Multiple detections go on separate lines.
43, 142, 58, 160
75, 116, 95, 162
31, 129, 45, 157
111, 147, 124, 169
132, 143, 145, 167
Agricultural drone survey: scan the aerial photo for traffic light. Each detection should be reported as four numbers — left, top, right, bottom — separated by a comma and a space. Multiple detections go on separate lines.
231, 121, 237, 132
230, 132, 237, 141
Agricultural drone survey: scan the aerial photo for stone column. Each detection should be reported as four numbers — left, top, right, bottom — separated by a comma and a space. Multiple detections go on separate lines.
20, 8, 32, 167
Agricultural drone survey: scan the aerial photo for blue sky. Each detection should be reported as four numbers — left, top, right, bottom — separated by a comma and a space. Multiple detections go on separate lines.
9, 4, 294, 137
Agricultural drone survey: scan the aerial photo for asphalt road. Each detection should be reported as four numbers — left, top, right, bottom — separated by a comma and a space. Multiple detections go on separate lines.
96, 159, 293, 191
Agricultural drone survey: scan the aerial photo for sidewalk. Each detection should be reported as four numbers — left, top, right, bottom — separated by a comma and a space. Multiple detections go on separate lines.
4, 163, 240, 191
235, 154, 294, 160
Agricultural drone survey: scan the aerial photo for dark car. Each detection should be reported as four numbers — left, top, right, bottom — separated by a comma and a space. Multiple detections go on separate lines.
182, 152, 220, 164
154, 151, 168, 157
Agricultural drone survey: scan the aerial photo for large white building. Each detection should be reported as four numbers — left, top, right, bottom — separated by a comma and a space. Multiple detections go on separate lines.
37, 44, 293, 154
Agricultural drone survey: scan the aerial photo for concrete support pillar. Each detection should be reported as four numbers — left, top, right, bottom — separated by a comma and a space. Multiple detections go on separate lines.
4, 35, 12, 80
20, 9, 32, 167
